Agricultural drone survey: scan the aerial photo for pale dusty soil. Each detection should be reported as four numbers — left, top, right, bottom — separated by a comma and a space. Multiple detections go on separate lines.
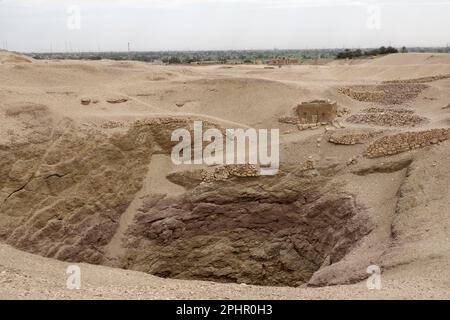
1, 51, 450, 299
1, 244, 449, 300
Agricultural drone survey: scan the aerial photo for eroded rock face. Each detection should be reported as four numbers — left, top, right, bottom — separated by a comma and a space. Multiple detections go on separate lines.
121, 167, 371, 286
1, 121, 156, 263
0, 109, 205, 264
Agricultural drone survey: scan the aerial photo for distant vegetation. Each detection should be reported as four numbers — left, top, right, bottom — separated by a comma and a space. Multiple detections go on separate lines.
30, 46, 448, 65
336, 46, 406, 59
32, 49, 336, 64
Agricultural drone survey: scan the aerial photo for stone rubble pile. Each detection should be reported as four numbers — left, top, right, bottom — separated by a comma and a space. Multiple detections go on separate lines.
337, 107, 351, 117
278, 116, 301, 125
347, 107, 427, 127
338, 83, 428, 105
302, 158, 316, 170
279, 113, 348, 132
363, 107, 414, 114
106, 97, 129, 104
100, 120, 127, 129
202, 164, 260, 182
365, 128, 450, 158
328, 130, 381, 145
297, 123, 328, 131
278, 116, 328, 131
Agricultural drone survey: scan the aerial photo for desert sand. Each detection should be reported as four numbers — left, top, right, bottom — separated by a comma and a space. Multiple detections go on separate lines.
1, 50, 450, 299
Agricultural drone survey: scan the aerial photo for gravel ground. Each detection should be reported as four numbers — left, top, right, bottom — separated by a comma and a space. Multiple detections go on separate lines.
1, 244, 449, 300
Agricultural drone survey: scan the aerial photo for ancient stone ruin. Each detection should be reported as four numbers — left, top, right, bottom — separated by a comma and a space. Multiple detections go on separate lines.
279, 99, 342, 132
267, 56, 300, 66
295, 100, 338, 124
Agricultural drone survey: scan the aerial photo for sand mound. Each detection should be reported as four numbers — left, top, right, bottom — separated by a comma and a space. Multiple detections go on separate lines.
366, 53, 450, 66
328, 54, 450, 82
383, 74, 450, 84
132, 77, 309, 127
0, 50, 33, 64
4, 102, 48, 117
48, 62, 100, 73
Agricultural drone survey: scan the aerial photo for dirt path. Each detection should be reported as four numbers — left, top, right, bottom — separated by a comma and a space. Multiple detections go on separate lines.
103, 154, 185, 265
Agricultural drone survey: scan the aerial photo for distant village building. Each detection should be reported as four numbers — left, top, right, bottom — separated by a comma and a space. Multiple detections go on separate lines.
190, 61, 221, 65
149, 59, 164, 65
267, 56, 300, 66
226, 59, 244, 65
295, 99, 338, 124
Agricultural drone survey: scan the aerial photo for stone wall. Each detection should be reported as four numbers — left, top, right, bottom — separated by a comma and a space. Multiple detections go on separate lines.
365, 128, 450, 158
202, 164, 260, 182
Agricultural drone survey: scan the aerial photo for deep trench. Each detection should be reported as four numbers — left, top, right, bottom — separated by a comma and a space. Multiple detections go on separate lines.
121, 185, 370, 287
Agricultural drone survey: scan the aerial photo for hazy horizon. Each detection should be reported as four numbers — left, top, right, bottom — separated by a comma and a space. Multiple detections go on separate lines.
19, 47, 450, 55
1, 0, 450, 53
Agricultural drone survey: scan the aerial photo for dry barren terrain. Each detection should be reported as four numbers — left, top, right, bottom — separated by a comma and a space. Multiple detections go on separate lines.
1, 50, 450, 299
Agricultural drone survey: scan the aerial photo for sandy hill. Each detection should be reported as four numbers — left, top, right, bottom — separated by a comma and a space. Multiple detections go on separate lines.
0, 50, 34, 64
365, 52, 450, 66
323, 53, 450, 82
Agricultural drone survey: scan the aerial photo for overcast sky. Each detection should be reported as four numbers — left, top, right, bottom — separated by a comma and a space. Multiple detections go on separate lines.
0, 0, 449, 52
